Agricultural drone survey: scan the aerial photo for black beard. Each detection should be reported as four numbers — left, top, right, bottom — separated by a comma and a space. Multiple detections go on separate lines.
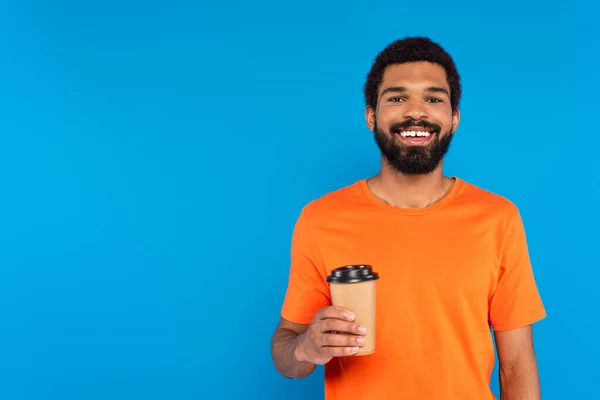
373, 119, 454, 175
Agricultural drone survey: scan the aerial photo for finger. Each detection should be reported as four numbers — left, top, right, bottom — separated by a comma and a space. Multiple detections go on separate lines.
318, 306, 355, 322
323, 346, 360, 357
321, 319, 366, 335
322, 333, 366, 347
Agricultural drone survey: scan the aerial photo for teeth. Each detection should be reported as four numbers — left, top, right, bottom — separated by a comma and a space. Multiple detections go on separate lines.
401, 131, 430, 137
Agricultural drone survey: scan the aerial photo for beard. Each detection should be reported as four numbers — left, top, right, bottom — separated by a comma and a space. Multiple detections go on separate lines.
373, 118, 454, 175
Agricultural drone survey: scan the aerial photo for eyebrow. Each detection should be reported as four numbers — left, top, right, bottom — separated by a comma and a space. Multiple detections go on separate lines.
380, 86, 450, 97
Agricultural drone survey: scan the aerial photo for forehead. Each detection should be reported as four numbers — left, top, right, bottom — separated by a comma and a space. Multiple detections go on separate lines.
379, 62, 449, 94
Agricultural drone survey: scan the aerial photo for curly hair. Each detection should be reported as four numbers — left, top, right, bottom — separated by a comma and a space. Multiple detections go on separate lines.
363, 37, 461, 113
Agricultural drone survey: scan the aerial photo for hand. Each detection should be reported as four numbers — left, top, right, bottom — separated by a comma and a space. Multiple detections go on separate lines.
294, 306, 367, 365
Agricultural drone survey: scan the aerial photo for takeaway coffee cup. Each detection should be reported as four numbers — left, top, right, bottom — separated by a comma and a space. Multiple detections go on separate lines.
326, 265, 379, 356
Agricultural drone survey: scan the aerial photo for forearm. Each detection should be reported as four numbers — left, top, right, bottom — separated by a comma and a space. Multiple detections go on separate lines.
499, 360, 541, 400
271, 328, 316, 379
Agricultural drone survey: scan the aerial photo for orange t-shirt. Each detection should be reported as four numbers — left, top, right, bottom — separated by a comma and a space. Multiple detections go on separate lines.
280, 177, 546, 400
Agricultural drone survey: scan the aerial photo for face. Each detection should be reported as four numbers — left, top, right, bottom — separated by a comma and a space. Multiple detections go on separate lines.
366, 61, 460, 175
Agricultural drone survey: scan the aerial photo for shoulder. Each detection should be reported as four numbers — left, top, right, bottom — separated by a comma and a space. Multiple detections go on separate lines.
456, 178, 521, 218
298, 179, 368, 222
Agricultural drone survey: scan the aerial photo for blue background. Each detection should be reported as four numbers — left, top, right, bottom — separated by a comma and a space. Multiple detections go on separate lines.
0, 0, 597, 399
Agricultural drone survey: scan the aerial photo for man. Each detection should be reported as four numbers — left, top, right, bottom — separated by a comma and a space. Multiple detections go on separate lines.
270, 37, 546, 399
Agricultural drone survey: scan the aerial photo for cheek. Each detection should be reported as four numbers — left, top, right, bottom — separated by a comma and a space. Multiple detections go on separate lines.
376, 108, 403, 125
430, 109, 453, 128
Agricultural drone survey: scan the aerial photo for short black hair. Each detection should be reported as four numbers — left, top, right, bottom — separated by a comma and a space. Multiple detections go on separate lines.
363, 37, 461, 113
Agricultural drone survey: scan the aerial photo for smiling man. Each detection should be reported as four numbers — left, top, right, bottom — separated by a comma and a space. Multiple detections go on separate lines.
271, 37, 546, 399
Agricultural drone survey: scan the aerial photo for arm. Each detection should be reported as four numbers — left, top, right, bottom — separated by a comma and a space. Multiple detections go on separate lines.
272, 210, 365, 378
271, 318, 315, 379
489, 210, 546, 398
271, 308, 366, 379
495, 325, 541, 400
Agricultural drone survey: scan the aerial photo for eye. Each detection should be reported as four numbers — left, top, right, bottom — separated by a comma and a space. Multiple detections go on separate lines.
388, 97, 405, 102
427, 98, 443, 103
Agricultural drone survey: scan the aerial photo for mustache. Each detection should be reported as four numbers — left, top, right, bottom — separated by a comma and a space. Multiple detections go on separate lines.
389, 119, 442, 134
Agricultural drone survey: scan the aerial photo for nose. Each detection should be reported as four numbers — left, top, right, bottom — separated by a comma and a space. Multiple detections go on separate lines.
403, 98, 428, 120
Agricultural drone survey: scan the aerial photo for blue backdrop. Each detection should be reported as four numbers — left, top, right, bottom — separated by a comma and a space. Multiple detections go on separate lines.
0, 1, 597, 399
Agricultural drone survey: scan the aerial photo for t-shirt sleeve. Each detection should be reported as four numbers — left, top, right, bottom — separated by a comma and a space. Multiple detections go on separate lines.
489, 210, 546, 331
280, 209, 331, 325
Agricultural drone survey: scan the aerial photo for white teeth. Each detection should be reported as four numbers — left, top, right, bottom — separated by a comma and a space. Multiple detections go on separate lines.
401, 131, 430, 137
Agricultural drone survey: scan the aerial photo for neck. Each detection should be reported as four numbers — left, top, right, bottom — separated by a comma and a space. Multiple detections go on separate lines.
367, 159, 454, 209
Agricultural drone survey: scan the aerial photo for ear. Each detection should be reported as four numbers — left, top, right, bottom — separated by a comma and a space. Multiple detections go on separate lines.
365, 106, 376, 131
451, 108, 461, 133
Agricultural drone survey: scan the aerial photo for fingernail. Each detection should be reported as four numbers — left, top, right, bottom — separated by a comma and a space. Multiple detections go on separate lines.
358, 326, 367, 334
351, 347, 359, 353
357, 337, 365, 345
346, 312, 355, 320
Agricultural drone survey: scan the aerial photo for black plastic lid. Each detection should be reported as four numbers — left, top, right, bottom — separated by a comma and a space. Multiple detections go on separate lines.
326, 265, 379, 284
